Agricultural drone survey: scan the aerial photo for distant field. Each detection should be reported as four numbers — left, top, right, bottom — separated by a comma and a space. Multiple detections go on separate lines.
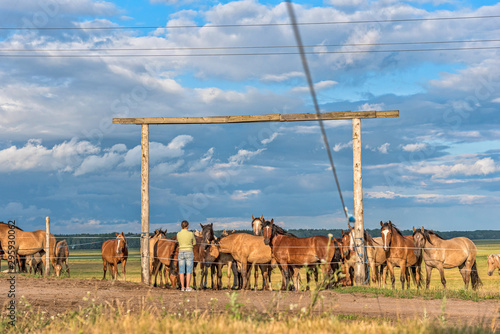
27, 239, 500, 293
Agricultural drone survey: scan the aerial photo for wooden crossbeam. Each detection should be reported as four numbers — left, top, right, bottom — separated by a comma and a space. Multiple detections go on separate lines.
113, 110, 398, 125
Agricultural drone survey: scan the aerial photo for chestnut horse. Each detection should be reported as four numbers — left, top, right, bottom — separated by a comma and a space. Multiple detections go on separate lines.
413, 227, 481, 290
102, 232, 128, 280
54, 240, 70, 277
0, 222, 57, 273
152, 235, 179, 288
207, 232, 273, 290
263, 219, 340, 291
380, 221, 421, 290
487, 254, 500, 276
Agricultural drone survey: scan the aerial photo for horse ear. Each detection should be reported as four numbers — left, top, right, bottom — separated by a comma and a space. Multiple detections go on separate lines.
413, 226, 416, 233
260, 215, 263, 220
210, 223, 213, 227
115, 232, 119, 237
388, 221, 392, 226
271, 219, 274, 224
341, 230, 345, 236
380, 221, 383, 227
421, 226, 424, 233
200, 223, 204, 228
252, 215, 255, 220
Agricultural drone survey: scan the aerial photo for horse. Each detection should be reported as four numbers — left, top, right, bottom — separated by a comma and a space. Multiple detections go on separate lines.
380, 221, 422, 290
340, 229, 355, 286
26, 252, 44, 275
487, 254, 500, 276
149, 229, 168, 286
0, 222, 57, 273
263, 219, 340, 291
152, 235, 179, 288
413, 226, 481, 290
206, 232, 273, 290
193, 224, 216, 289
205, 238, 242, 290
364, 231, 387, 287
251, 215, 274, 290
54, 240, 70, 277
102, 232, 128, 280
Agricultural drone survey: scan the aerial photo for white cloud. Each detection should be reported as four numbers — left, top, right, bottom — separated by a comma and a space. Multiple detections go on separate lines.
365, 191, 487, 205
261, 71, 303, 82
231, 189, 261, 201
402, 143, 427, 152
333, 141, 352, 152
408, 157, 498, 178
74, 151, 123, 176
357, 103, 385, 111
261, 132, 279, 145
189, 147, 215, 171
122, 135, 193, 167
291, 80, 338, 93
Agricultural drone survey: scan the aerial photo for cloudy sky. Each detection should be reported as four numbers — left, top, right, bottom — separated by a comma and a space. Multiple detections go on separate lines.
0, 0, 499, 234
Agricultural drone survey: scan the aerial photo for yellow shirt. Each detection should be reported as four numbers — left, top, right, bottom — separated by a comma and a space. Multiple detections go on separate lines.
177, 229, 196, 252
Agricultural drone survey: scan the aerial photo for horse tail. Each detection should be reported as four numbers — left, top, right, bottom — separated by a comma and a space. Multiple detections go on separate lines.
471, 260, 482, 290
169, 242, 178, 276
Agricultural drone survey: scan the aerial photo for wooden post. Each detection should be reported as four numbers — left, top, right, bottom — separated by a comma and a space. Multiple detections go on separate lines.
352, 118, 366, 285
45, 216, 50, 276
141, 124, 150, 284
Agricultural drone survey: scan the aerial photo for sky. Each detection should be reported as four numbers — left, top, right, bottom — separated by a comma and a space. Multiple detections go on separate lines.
0, 0, 499, 234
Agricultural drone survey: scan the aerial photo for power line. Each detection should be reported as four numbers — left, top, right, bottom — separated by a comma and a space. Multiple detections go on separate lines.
1, 15, 499, 30
2, 39, 499, 52
0, 46, 498, 58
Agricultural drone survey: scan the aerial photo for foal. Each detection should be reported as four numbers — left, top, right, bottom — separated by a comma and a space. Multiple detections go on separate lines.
55, 240, 70, 277
102, 232, 128, 280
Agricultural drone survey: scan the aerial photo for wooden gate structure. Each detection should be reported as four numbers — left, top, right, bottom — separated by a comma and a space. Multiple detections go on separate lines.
113, 109, 399, 285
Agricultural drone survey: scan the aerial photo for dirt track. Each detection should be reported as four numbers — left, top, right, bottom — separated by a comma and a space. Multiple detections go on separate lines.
1, 275, 499, 325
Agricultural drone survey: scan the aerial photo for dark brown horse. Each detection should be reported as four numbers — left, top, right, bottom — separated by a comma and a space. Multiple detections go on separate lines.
54, 240, 70, 277
251, 215, 274, 290
263, 219, 339, 291
102, 232, 128, 280
0, 222, 57, 273
380, 221, 421, 290
413, 226, 481, 290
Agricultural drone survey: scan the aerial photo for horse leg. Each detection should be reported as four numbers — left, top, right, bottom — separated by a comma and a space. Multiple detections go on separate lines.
122, 260, 127, 281
400, 263, 407, 290
405, 267, 410, 290
387, 262, 395, 289
241, 260, 248, 290
65, 259, 70, 277
425, 264, 432, 289
438, 265, 447, 289
458, 263, 469, 289
102, 260, 108, 280
253, 263, 259, 290
293, 267, 301, 291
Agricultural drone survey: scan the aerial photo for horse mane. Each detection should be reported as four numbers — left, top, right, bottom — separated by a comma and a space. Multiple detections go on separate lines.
0, 222, 23, 231
382, 222, 403, 237
272, 224, 297, 237
364, 230, 374, 243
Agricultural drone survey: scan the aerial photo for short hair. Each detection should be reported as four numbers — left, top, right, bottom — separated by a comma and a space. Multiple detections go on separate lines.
181, 220, 189, 229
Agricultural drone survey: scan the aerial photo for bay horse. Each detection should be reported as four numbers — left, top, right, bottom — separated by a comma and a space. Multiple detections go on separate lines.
413, 226, 482, 290
207, 232, 273, 290
54, 240, 70, 277
0, 222, 57, 273
380, 221, 422, 290
149, 229, 167, 276
487, 254, 500, 276
205, 239, 242, 290
152, 235, 179, 288
263, 219, 339, 291
102, 232, 128, 280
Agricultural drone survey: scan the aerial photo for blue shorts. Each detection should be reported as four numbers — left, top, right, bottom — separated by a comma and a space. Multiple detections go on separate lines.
178, 251, 194, 274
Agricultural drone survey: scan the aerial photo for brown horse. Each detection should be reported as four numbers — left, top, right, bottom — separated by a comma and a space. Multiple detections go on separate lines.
251, 215, 274, 290
26, 252, 44, 275
0, 222, 57, 273
152, 235, 179, 288
487, 254, 500, 276
149, 229, 167, 275
206, 232, 273, 290
54, 240, 70, 277
340, 229, 355, 286
364, 231, 387, 287
263, 219, 339, 291
205, 239, 240, 290
380, 221, 422, 290
102, 232, 128, 280
413, 227, 481, 290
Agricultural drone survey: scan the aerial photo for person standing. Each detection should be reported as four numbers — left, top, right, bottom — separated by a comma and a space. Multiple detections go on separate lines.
176, 220, 196, 291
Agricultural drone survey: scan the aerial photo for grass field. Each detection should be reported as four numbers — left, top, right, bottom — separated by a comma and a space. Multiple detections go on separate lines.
29, 239, 500, 294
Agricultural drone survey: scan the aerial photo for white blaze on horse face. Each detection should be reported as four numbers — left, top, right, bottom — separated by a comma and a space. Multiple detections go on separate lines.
382, 229, 390, 251
349, 232, 354, 252
116, 238, 121, 255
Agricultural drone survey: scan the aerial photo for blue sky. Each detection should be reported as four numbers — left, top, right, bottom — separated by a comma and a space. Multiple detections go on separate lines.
0, 0, 499, 234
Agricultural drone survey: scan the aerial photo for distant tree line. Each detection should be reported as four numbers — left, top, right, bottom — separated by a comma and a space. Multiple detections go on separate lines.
55, 229, 500, 250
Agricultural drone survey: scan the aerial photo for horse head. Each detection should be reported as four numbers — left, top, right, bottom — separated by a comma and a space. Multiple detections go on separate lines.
412, 226, 426, 258
262, 219, 275, 245
200, 223, 215, 248
487, 254, 500, 276
205, 240, 220, 263
251, 215, 265, 236
340, 230, 353, 257
115, 232, 127, 255
380, 221, 394, 251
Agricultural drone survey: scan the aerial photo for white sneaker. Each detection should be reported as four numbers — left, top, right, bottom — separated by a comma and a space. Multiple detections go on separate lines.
186, 287, 193, 292
181, 287, 186, 291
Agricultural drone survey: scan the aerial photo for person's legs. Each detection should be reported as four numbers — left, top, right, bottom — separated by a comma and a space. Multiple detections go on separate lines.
185, 252, 194, 291
178, 252, 187, 290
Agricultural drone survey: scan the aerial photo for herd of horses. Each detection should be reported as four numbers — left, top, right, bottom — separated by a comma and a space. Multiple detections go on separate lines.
0, 222, 70, 277
1, 219, 499, 291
